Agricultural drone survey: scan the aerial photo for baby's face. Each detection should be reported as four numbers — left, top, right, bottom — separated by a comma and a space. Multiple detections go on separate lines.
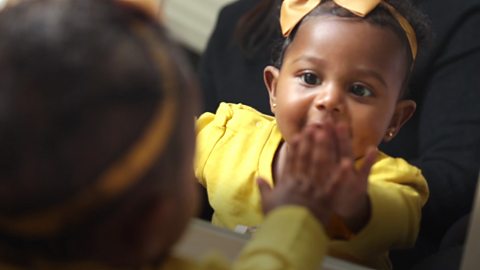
266, 16, 411, 158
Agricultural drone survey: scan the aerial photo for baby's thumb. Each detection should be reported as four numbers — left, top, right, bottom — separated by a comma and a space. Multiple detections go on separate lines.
360, 146, 377, 178
257, 177, 272, 198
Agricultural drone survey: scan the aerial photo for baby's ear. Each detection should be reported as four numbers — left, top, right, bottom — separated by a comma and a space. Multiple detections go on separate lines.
263, 65, 280, 114
384, 99, 416, 142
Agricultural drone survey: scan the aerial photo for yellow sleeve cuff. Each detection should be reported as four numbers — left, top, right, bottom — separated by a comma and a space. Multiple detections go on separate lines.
234, 206, 328, 270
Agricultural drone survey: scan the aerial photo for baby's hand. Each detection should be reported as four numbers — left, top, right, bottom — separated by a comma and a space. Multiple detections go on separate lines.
325, 122, 377, 232
257, 126, 334, 226
258, 122, 377, 233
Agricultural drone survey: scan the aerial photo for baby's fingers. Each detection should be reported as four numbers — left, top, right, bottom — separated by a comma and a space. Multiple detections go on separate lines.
293, 127, 315, 176
280, 135, 300, 184
257, 177, 274, 214
257, 177, 272, 199
308, 126, 336, 181
336, 121, 353, 161
359, 146, 377, 179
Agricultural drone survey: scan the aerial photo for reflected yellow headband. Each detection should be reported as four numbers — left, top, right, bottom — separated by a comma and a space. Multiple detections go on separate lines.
117, 0, 162, 20
280, 0, 418, 60
0, 16, 177, 236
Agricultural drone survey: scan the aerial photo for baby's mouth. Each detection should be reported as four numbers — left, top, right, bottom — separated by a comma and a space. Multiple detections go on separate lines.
304, 117, 353, 138
305, 116, 336, 129
306, 112, 350, 130
305, 122, 326, 130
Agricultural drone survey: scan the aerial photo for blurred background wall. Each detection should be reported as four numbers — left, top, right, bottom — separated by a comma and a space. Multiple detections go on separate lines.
164, 0, 235, 67
164, 0, 234, 54
0, 0, 233, 68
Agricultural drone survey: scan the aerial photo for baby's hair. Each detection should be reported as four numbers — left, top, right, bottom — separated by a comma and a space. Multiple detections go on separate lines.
0, 0, 194, 263
272, 0, 431, 98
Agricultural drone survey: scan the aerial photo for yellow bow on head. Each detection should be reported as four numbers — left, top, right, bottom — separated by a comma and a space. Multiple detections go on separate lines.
280, 0, 417, 60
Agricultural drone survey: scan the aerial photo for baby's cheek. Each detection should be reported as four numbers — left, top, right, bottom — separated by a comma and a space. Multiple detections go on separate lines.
284, 119, 305, 143
352, 129, 383, 158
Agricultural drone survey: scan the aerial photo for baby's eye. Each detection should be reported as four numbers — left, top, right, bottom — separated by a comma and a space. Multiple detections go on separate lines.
350, 84, 373, 97
300, 72, 321, 85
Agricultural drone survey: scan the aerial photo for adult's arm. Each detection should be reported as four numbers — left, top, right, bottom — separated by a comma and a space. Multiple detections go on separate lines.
383, 0, 480, 243
198, 0, 253, 114
414, 0, 480, 242
198, 0, 275, 115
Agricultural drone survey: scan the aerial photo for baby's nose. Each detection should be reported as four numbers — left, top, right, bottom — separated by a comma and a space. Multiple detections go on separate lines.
313, 85, 344, 112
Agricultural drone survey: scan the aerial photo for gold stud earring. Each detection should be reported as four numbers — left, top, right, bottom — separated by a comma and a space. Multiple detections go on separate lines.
272, 104, 277, 108
387, 130, 395, 138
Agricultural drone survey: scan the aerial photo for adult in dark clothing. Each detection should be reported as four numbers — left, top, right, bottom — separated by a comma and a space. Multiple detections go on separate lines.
199, 0, 276, 115
199, 0, 480, 268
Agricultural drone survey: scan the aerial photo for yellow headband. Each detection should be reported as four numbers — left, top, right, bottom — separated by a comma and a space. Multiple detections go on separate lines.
280, 0, 417, 60
117, 0, 160, 19
0, 21, 177, 236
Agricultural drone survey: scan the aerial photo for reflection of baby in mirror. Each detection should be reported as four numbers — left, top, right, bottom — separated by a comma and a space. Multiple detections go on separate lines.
196, 0, 430, 268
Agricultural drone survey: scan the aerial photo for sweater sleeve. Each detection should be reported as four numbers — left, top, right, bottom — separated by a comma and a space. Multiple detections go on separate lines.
329, 154, 429, 269
231, 206, 327, 270
195, 104, 233, 187
163, 207, 327, 270
195, 111, 217, 187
